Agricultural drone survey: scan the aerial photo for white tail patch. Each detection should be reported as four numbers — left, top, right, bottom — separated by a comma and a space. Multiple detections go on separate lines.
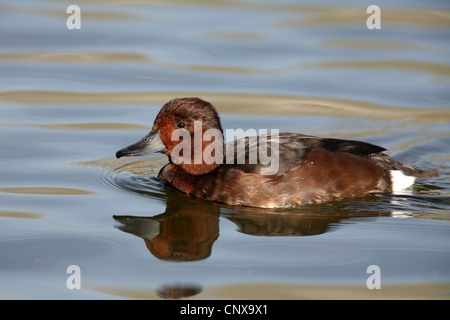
390, 170, 416, 193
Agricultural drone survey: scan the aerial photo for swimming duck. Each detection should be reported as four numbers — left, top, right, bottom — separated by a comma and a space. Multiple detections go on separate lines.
116, 97, 439, 208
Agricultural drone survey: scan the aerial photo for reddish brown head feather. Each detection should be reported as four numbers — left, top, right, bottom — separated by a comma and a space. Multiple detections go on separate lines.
152, 98, 223, 175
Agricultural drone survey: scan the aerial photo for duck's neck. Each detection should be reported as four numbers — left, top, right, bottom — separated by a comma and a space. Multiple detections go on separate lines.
178, 162, 221, 175
167, 139, 224, 176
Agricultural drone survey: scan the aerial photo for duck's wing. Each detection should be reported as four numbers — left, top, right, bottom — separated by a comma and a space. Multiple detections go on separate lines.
224, 132, 386, 175
273, 132, 386, 155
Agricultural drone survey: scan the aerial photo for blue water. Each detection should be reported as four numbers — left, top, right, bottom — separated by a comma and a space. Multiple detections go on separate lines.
0, 0, 449, 299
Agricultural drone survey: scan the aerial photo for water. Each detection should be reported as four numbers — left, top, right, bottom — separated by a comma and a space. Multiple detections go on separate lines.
0, 0, 449, 299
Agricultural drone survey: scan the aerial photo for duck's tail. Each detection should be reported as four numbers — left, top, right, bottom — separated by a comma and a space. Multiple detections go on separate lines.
370, 153, 440, 192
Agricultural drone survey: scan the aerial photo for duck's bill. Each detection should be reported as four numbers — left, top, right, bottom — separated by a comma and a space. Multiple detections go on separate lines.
116, 129, 167, 158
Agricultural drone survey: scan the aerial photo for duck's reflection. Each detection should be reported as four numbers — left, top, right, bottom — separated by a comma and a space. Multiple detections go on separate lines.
114, 190, 390, 261
113, 190, 391, 300
225, 195, 391, 237
156, 283, 202, 299
114, 195, 219, 261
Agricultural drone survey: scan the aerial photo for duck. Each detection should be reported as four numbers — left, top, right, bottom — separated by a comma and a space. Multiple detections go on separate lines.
116, 97, 439, 208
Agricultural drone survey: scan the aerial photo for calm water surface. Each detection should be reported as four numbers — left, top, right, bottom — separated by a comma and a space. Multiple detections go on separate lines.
0, 0, 449, 299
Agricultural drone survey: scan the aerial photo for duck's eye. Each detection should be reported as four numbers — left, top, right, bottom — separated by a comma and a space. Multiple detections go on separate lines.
177, 121, 186, 129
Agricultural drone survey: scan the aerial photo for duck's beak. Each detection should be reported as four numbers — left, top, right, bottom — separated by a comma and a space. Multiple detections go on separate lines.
116, 129, 167, 158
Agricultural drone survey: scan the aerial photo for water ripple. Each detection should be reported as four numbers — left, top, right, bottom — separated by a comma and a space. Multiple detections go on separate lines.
74, 156, 167, 200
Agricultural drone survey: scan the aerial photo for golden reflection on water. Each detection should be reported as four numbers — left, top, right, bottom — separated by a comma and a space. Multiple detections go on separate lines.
0, 52, 149, 63
0, 210, 47, 219
3, 1, 143, 21
88, 282, 450, 300
0, 187, 96, 195
35, 122, 151, 131
207, 282, 450, 299
312, 60, 450, 77
171, 63, 278, 75
53, 1, 450, 29
319, 39, 424, 51
201, 31, 269, 41
2, 91, 450, 126
276, 6, 450, 27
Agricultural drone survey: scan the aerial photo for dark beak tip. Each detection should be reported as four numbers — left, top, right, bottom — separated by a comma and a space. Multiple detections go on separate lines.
115, 130, 166, 159
116, 148, 133, 158
115, 149, 125, 158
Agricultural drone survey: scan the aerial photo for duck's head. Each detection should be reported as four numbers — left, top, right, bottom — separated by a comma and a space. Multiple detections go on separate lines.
116, 97, 224, 175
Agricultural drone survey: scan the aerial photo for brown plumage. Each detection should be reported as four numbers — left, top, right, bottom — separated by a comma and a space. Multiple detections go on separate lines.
116, 97, 439, 208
